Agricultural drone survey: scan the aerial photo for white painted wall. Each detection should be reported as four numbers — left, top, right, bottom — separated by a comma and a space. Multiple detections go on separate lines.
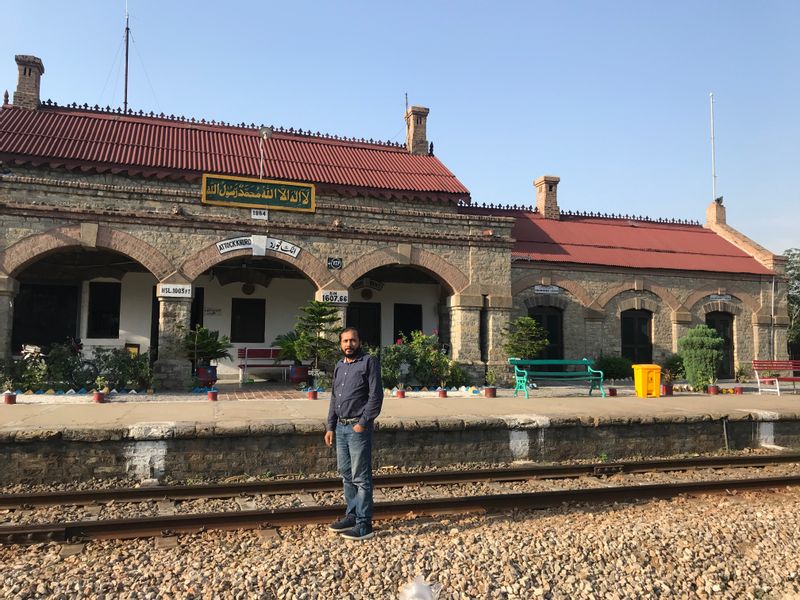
81, 273, 156, 354
348, 282, 441, 346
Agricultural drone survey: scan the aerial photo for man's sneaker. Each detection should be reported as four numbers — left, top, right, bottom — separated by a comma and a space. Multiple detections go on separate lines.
340, 524, 374, 541
327, 515, 356, 533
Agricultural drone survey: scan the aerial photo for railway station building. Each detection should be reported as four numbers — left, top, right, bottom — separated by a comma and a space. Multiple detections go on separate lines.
0, 55, 790, 389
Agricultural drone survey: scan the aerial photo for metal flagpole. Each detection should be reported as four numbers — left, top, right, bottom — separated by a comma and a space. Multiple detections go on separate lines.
710, 92, 717, 202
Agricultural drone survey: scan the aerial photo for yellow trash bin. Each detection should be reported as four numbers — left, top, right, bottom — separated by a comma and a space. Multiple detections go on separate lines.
632, 364, 661, 398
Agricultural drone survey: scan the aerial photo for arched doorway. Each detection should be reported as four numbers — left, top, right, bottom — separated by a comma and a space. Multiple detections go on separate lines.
706, 311, 734, 379
528, 306, 564, 360
346, 265, 444, 351
621, 309, 653, 364
10, 247, 156, 353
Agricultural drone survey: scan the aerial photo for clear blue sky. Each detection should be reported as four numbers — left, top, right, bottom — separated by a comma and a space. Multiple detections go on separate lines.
2, 1, 798, 254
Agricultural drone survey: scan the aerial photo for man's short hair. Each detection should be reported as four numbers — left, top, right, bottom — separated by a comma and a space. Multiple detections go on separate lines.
339, 326, 360, 341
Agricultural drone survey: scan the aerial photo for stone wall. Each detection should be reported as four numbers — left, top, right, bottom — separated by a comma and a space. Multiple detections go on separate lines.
1, 415, 798, 485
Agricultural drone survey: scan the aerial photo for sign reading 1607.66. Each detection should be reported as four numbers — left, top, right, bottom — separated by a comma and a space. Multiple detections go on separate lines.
321, 290, 349, 304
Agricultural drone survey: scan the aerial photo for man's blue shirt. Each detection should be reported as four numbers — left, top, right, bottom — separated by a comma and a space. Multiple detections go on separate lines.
327, 352, 383, 431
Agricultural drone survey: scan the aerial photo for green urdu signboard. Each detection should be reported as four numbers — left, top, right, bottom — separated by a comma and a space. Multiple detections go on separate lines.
201, 174, 315, 213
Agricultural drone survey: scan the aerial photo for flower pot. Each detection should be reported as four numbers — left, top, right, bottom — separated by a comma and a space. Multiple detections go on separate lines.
608, 387, 617, 397
195, 365, 218, 388
396, 389, 406, 398
93, 391, 105, 403
3, 392, 16, 405
484, 386, 497, 398
708, 385, 720, 395
307, 390, 318, 400
207, 390, 218, 401
660, 383, 673, 397
733, 385, 743, 395
289, 365, 309, 385
438, 389, 447, 398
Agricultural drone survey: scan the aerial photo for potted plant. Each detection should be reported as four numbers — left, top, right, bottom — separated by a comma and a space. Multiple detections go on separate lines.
484, 368, 497, 398
659, 354, 684, 396
294, 300, 340, 388
93, 375, 108, 403
272, 331, 308, 385
707, 376, 720, 395
678, 325, 723, 394
2, 378, 16, 404
182, 326, 233, 388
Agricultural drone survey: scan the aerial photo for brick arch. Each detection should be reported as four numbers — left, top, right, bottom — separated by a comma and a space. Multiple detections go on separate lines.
179, 242, 333, 289
617, 297, 659, 314
523, 294, 570, 311
699, 300, 742, 316
0, 225, 174, 279
339, 247, 469, 293
683, 290, 759, 315
596, 280, 676, 311
511, 274, 592, 307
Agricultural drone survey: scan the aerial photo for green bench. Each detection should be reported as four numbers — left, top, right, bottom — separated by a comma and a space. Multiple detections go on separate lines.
508, 358, 605, 399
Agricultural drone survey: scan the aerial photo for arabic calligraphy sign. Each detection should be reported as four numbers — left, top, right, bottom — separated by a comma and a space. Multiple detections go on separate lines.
202, 174, 315, 213
216, 235, 301, 259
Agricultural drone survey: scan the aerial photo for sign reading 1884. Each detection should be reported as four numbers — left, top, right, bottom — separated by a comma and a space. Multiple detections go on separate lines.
321, 290, 349, 304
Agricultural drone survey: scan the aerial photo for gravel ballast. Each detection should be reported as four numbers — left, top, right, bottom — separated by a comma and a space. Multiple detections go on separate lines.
2, 487, 799, 599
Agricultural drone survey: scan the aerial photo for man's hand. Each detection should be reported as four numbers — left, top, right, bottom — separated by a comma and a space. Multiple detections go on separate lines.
353, 423, 365, 433
324, 431, 333, 447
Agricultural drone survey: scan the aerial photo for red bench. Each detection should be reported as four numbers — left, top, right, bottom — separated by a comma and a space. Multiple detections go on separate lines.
237, 347, 290, 383
752, 360, 800, 395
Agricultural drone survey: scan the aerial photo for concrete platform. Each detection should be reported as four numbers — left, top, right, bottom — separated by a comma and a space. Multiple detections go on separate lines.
1, 384, 799, 485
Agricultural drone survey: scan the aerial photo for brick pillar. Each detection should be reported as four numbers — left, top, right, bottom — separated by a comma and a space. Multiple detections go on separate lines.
0, 276, 19, 360
752, 314, 788, 360
152, 296, 193, 391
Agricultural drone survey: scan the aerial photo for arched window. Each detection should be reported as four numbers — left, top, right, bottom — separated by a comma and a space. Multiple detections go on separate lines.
621, 309, 652, 364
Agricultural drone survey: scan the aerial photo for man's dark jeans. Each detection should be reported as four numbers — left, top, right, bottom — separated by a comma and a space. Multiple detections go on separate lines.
335, 422, 373, 526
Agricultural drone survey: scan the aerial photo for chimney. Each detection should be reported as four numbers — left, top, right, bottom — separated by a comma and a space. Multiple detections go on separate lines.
705, 196, 726, 226
405, 105, 430, 155
13, 55, 45, 110
534, 175, 560, 219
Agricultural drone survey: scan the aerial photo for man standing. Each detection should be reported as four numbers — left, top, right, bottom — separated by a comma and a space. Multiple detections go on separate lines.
324, 326, 383, 541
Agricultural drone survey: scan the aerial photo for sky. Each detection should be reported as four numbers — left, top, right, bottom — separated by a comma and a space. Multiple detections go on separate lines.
2, 1, 798, 255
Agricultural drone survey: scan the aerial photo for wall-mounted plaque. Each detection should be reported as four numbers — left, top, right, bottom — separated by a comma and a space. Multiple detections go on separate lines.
202, 174, 315, 213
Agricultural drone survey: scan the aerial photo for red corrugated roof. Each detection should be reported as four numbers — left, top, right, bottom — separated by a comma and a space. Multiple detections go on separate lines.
463, 208, 773, 275
0, 104, 470, 198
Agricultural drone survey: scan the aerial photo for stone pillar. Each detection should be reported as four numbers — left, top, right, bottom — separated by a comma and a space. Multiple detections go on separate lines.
582, 308, 605, 359
152, 296, 193, 391
671, 310, 692, 353
448, 294, 482, 369
0, 276, 20, 360
486, 296, 512, 363
753, 314, 789, 360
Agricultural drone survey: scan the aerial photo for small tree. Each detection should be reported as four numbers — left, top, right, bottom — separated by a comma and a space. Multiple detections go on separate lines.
181, 325, 232, 366
678, 325, 724, 391
501, 316, 549, 360
294, 300, 340, 375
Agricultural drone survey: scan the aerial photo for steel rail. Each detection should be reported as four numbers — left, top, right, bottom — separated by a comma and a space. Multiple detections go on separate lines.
2, 453, 799, 509
2, 475, 799, 545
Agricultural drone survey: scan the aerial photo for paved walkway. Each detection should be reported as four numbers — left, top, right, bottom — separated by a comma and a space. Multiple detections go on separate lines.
1, 382, 797, 431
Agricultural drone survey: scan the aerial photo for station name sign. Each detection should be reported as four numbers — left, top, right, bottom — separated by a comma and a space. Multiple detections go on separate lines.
157, 283, 192, 298
534, 285, 562, 295
216, 235, 301, 259
202, 174, 315, 213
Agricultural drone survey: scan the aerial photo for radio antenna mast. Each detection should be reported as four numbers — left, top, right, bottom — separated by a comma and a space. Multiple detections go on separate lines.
123, 1, 130, 113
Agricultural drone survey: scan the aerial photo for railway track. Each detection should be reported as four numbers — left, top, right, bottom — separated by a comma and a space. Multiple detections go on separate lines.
2, 454, 799, 545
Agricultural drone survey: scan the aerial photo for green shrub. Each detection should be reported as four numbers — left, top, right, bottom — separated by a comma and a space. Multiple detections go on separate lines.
94, 347, 153, 390
593, 355, 633, 381
445, 361, 472, 388
678, 325, 723, 391
376, 331, 453, 388
502, 316, 548, 360
659, 353, 685, 384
